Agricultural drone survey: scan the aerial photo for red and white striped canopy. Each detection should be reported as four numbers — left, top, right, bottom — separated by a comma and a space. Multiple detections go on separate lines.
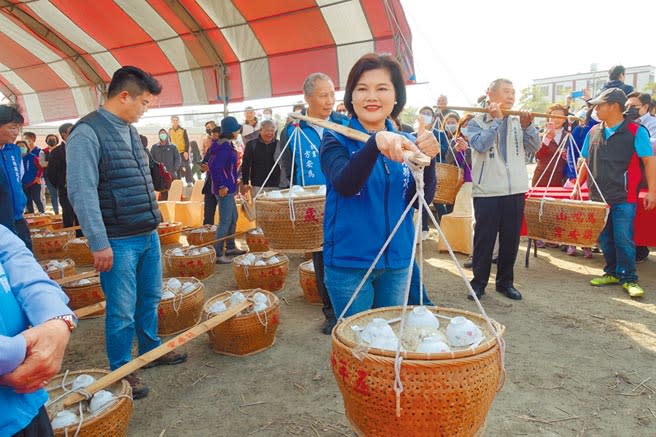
0, 0, 414, 124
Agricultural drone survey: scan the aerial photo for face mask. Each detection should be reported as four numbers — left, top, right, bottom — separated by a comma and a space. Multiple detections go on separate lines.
625, 106, 640, 121
159, 133, 168, 141
445, 124, 457, 133
46, 139, 57, 146
19, 146, 27, 155
591, 109, 600, 122
422, 114, 433, 125
460, 127, 470, 138
263, 114, 272, 120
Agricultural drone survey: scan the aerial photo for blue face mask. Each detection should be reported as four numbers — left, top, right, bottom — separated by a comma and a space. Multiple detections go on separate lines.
19, 146, 27, 156
422, 114, 433, 125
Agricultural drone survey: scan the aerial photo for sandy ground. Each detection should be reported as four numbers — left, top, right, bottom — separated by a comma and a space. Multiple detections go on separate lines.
60, 231, 656, 437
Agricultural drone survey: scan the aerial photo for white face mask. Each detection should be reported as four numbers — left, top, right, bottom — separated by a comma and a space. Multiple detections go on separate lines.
591, 109, 600, 122
445, 124, 457, 133
421, 114, 433, 125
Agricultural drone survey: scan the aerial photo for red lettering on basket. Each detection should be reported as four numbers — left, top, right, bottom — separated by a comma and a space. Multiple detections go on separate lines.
157, 307, 164, 316
587, 213, 596, 224
353, 370, 370, 396
553, 226, 564, 238
556, 211, 568, 222
568, 229, 579, 240
572, 212, 584, 223
304, 208, 319, 224
583, 229, 593, 240
271, 313, 279, 325
338, 359, 349, 382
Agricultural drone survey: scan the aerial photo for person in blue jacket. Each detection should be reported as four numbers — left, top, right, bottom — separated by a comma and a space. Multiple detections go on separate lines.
0, 105, 32, 249
0, 225, 76, 436
320, 53, 439, 317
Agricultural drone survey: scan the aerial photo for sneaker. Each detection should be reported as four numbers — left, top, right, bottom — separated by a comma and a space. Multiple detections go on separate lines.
463, 256, 473, 269
143, 350, 188, 369
623, 282, 645, 298
535, 240, 546, 248
590, 275, 620, 286
215, 255, 233, 264
125, 372, 149, 399
322, 318, 337, 335
567, 246, 577, 256
582, 248, 593, 259
225, 248, 247, 256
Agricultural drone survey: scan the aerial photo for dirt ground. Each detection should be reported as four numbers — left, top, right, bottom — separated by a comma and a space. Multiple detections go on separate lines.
61, 233, 656, 436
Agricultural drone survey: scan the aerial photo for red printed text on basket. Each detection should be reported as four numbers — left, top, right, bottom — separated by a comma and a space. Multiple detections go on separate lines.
304, 207, 319, 224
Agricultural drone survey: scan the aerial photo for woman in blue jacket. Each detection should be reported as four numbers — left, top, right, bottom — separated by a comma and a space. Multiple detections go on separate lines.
320, 53, 438, 318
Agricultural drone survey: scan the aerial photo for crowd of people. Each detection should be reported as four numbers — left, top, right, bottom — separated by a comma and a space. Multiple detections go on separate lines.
1, 59, 655, 435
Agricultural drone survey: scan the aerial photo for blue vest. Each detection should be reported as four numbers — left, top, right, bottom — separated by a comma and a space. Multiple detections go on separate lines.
286, 112, 349, 186
74, 111, 161, 237
322, 118, 415, 269
0, 144, 27, 221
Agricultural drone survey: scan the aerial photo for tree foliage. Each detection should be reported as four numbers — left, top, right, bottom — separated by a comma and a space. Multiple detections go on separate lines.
519, 85, 550, 113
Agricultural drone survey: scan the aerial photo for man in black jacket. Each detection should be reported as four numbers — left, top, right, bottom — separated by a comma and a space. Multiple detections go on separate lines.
241, 120, 280, 197
46, 123, 78, 231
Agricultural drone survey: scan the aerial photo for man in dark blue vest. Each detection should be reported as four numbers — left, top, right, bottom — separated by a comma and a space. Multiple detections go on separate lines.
67, 66, 187, 399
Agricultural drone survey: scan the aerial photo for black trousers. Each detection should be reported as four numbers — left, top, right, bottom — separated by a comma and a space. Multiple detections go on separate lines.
23, 183, 44, 213
471, 193, 524, 291
14, 218, 32, 251
59, 192, 80, 236
312, 250, 335, 322
12, 406, 53, 437
203, 191, 217, 225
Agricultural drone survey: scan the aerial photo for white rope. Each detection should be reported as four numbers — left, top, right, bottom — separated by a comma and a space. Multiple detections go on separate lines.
253, 123, 298, 200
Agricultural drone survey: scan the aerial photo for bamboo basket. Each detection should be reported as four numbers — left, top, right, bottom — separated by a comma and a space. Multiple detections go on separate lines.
164, 247, 216, 280
24, 213, 53, 228
46, 369, 132, 437
158, 222, 183, 245
299, 260, 321, 304
332, 306, 505, 436
61, 277, 105, 317
32, 230, 74, 260
40, 258, 76, 280
524, 198, 608, 246
202, 289, 280, 356
433, 162, 464, 205
158, 277, 206, 336
51, 219, 64, 230
232, 253, 289, 292
64, 238, 94, 266
246, 229, 270, 252
254, 186, 325, 252
185, 225, 217, 246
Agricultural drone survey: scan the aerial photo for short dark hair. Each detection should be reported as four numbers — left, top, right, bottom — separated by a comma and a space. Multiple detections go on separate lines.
608, 65, 625, 81
627, 91, 652, 106
58, 122, 73, 136
23, 131, 36, 141
0, 104, 24, 126
16, 140, 27, 147
488, 78, 513, 93
107, 66, 162, 99
45, 134, 59, 143
204, 120, 216, 127
419, 106, 434, 115
343, 53, 406, 119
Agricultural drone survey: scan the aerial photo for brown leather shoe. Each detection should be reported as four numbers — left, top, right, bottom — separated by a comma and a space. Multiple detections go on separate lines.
125, 372, 149, 399
143, 350, 188, 369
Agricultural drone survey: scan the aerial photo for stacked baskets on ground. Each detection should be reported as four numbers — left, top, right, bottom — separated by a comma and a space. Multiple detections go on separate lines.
64, 238, 94, 266
331, 306, 505, 436
158, 222, 183, 245
32, 230, 74, 260
185, 225, 217, 246
61, 277, 105, 317
524, 198, 608, 246
203, 289, 280, 356
46, 369, 132, 437
232, 253, 289, 292
40, 258, 76, 280
164, 246, 216, 280
433, 163, 464, 205
299, 260, 321, 304
158, 277, 206, 336
245, 228, 270, 252
254, 186, 325, 252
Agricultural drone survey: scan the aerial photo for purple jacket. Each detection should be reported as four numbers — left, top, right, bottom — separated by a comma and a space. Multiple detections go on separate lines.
208, 139, 239, 195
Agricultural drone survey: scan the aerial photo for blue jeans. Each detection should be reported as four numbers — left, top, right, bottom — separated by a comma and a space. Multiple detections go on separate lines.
45, 179, 59, 215
409, 261, 433, 305
100, 231, 162, 370
214, 194, 237, 254
324, 265, 411, 318
598, 202, 638, 284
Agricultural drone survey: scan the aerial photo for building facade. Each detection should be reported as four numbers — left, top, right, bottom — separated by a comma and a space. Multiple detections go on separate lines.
533, 65, 655, 104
